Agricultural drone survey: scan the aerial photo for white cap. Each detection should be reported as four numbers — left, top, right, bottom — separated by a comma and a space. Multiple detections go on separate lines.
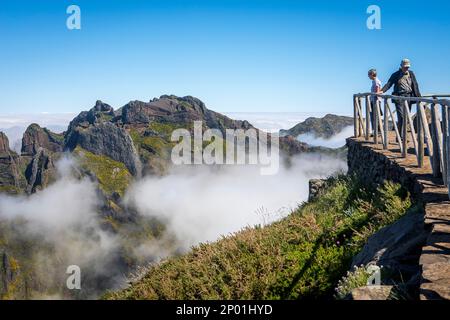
401, 58, 411, 68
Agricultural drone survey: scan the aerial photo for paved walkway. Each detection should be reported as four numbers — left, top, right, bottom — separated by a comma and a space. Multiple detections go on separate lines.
351, 132, 450, 300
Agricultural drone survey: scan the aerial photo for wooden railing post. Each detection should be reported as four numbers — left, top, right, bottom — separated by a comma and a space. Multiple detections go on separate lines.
388, 100, 403, 154
443, 103, 449, 187
402, 101, 408, 158
383, 98, 389, 149
374, 98, 379, 145
446, 105, 450, 196
359, 97, 365, 136
420, 103, 436, 173
431, 103, 443, 177
376, 100, 385, 146
353, 96, 359, 137
405, 100, 419, 161
365, 95, 371, 141
417, 102, 424, 168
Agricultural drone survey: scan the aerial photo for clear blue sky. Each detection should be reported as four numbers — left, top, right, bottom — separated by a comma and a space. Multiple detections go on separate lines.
0, 0, 449, 114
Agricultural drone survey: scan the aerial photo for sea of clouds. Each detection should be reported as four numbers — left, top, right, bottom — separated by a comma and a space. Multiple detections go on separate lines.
125, 154, 347, 248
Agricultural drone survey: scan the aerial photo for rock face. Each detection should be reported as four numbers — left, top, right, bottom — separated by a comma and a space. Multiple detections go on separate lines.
0, 132, 25, 194
24, 148, 56, 194
1, 128, 60, 194
280, 114, 353, 139
0, 132, 10, 154
66, 122, 142, 177
352, 210, 426, 269
120, 95, 252, 133
21, 124, 64, 156
0, 251, 16, 297
308, 179, 327, 202
66, 100, 115, 131
351, 210, 426, 295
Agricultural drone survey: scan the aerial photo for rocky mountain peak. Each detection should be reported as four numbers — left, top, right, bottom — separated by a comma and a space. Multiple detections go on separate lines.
120, 95, 212, 125
0, 132, 11, 154
65, 121, 142, 177
21, 124, 64, 156
93, 100, 114, 113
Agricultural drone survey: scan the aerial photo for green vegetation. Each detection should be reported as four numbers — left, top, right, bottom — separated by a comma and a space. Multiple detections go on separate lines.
0, 219, 63, 300
0, 185, 20, 194
96, 113, 114, 123
106, 175, 416, 300
129, 128, 173, 160
334, 265, 375, 299
73, 146, 132, 197
44, 128, 64, 144
129, 122, 194, 174
148, 122, 191, 139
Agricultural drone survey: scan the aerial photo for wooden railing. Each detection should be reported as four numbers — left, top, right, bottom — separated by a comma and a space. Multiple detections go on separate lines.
353, 93, 450, 199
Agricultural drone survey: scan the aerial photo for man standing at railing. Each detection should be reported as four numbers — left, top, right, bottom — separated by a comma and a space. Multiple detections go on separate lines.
381, 58, 421, 133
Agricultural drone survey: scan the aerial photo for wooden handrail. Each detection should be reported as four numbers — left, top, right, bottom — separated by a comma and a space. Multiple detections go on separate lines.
354, 92, 450, 105
352, 93, 450, 200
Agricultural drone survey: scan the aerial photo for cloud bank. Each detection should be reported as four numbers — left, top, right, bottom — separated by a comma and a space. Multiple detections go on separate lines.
296, 126, 354, 149
125, 154, 347, 248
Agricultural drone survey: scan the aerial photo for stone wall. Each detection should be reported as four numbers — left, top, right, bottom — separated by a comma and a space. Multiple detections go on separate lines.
346, 138, 424, 197
346, 136, 450, 300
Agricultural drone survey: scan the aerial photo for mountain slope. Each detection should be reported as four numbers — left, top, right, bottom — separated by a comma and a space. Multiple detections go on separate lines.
105, 176, 414, 300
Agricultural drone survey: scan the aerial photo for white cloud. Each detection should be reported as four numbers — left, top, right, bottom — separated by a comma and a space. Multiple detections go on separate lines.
296, 125, 353, 148
0, 156, 123, 297
125, 153, 347, 248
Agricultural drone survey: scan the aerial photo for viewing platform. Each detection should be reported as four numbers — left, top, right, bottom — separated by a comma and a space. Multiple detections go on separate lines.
348, 93, 450, 300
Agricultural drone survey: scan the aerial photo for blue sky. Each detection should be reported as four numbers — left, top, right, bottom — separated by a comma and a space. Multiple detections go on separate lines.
0, 0, 449, 114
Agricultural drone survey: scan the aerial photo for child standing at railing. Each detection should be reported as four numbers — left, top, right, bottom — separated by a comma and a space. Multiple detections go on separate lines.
368, 69, 383, 133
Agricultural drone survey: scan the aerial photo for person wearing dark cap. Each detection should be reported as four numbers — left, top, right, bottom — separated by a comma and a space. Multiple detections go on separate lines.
381, 58, 421, 133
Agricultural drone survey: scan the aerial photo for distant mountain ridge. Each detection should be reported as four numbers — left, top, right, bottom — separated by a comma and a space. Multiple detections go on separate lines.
280, 114, 353, 139
1, 95, 342, 197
